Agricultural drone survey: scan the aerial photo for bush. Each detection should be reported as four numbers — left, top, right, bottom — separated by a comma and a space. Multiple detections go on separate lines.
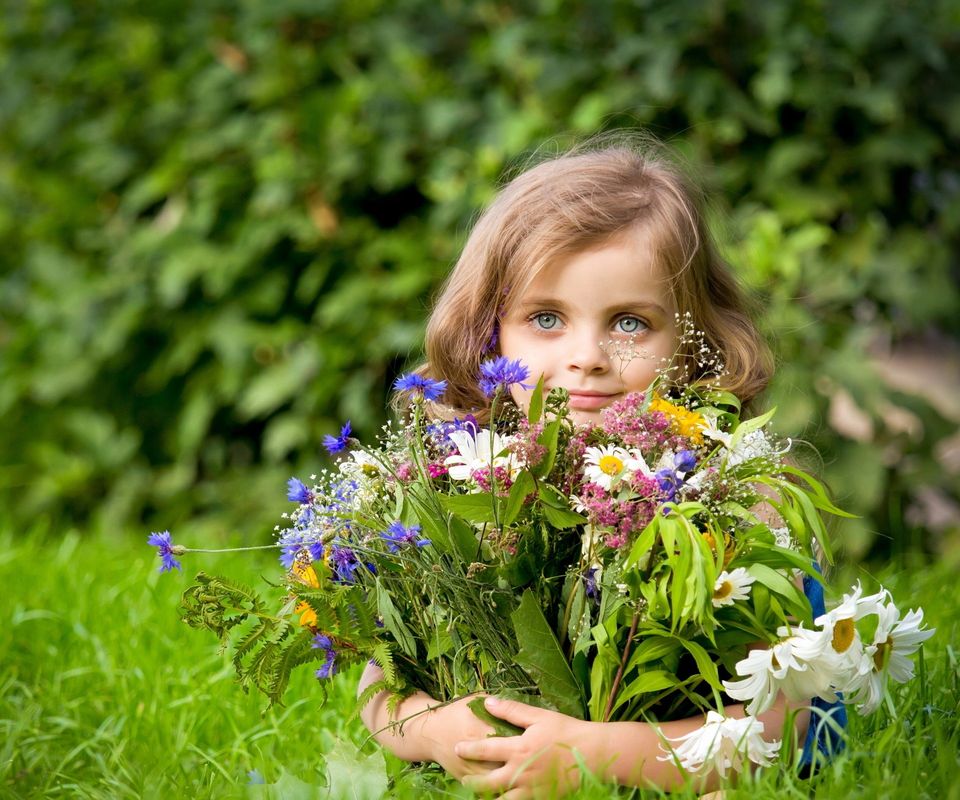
1, 0, 957, 558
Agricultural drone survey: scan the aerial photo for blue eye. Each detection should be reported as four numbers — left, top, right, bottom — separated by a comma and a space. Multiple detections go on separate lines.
615, 316, 647, 334
533, 313, 560, 330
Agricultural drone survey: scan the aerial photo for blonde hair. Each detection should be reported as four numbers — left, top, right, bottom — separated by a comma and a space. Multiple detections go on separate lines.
417, 137, 772, 416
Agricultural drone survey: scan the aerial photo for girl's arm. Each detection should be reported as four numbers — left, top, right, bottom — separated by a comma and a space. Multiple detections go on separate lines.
454, 694, 810, 798
356, 662, 499, 778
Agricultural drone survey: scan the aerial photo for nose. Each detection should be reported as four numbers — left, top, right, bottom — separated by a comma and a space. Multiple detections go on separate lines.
566, 327, 611, 375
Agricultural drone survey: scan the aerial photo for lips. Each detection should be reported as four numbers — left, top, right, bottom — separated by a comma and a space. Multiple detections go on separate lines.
566, 391, 620, 411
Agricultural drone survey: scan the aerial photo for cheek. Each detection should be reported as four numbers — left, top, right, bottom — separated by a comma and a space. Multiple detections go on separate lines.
510, 382, 532, 411
619, 341, 674, 389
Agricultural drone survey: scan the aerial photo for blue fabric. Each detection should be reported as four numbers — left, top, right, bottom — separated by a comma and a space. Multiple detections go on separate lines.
798, 567, 847, 773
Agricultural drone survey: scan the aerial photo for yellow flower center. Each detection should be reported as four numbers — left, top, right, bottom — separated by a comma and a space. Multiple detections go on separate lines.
831, 618, 856, 653
873, 636, 894, 670
598, 454, 624, 476
713, 580, 733, 600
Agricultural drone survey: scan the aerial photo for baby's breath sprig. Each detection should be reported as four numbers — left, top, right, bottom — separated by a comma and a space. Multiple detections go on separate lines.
597, 311, 728, 399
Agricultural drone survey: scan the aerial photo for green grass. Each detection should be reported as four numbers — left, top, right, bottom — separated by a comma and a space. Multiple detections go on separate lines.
1, 529, 958, 799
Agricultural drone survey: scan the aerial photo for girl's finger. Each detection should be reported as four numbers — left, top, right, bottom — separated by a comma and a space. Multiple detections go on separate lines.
455, 736, 517, 763
497, 788, 531, 800
458, 758, 503, 775
484, 696, 544, 727
461, 765, 515, 794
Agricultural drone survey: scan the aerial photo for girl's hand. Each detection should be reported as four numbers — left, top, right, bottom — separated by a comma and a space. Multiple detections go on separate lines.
454, 696, 599, 799
417, 694, 503, 780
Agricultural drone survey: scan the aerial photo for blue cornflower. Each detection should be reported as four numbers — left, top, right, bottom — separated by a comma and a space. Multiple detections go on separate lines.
278, 529, 306, 568
674, 450, 697, 475
307, 540, 325, 562
323, 420, 352, 455
393, 373, 447, 402
316, 652, 337, 680
331, 478, 358, 510
287, 477, 313, 504
478, 357, 532, 398
426, 415, 479, 453
381, 521, 431, 553
584, 566, 600, 601
147, 530, 182, 573
312, 633, 337, 680
656, 469, 681, 503
329, 542, 361, 583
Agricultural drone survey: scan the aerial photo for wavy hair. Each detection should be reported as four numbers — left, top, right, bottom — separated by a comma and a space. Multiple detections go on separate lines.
415, 135, 772, 417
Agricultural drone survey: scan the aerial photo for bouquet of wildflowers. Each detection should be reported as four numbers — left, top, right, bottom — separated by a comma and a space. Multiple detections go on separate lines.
161, 340, 934, 776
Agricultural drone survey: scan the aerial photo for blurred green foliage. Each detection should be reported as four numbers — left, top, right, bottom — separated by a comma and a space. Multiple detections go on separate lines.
1, 0, 957, 559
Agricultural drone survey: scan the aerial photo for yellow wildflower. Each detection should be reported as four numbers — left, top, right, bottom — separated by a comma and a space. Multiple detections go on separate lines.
702, 530, 736, 566
291, 552, 321, 627
648, 396, 707, 444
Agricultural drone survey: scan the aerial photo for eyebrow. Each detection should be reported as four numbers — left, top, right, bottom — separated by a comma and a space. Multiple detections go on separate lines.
513, 296, 670, 316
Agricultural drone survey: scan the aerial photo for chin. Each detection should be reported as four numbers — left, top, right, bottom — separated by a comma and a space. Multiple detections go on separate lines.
569, 409, 604, 427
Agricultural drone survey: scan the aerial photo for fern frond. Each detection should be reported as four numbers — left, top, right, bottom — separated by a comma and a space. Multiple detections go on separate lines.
267, 631, 316, 705
354, 679, 391, 718
370, 641, 397, 685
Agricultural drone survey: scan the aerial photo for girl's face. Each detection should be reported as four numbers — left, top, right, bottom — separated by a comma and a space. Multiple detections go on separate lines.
498, 233, 680, 426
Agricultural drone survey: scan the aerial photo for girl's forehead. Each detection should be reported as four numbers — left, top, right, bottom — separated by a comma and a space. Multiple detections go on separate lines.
503, 232, 677, 310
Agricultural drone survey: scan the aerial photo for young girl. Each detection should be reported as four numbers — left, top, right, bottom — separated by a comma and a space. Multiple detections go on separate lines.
357, 140, 843, 795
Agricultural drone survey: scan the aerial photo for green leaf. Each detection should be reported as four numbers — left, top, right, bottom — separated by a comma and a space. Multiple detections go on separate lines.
541, 503, 586, 529
624, 522, 658, 570
323, 739, 389, 800
467, 696, 525, 737
745, 563, 811, 621
438, 492, 499, 524
540, 483, 571, 509
613, 670, 679, 707
528, 375, 545, 423
511, 590, 585, 719
729, 406, 777, 448
678, 639, 722, 693
533, 419, 561, 478
448, 514, 481, 562
625, 634, 683, 672
246, 766, 324, 800
504, 470, 535, 526
375, 580, 416, 658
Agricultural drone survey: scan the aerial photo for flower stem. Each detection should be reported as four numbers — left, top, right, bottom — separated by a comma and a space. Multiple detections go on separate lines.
603, 608, 640, 722
175, 544, 280, 554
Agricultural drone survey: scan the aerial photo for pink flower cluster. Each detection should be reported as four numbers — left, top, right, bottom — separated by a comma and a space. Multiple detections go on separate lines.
394, 460, 449, 483
600, 393, 689, 451
472, 466, 514, 494
576, 479, 662, 549
507, 419, 548, 468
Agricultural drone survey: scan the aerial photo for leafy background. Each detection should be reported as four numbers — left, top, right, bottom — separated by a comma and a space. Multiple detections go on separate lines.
1, 0, 958, 564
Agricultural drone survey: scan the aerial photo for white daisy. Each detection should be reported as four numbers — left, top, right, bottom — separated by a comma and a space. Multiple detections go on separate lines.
712, 568, 756, 607
843, 600, 935, 715
583, 445, 643, 490
444, 429, 520, 482
657, 710, 781, 776
338, 449, 385, 478
723, 625, 837, 715
701, 415, 733, 448
815, 582, 888, 667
